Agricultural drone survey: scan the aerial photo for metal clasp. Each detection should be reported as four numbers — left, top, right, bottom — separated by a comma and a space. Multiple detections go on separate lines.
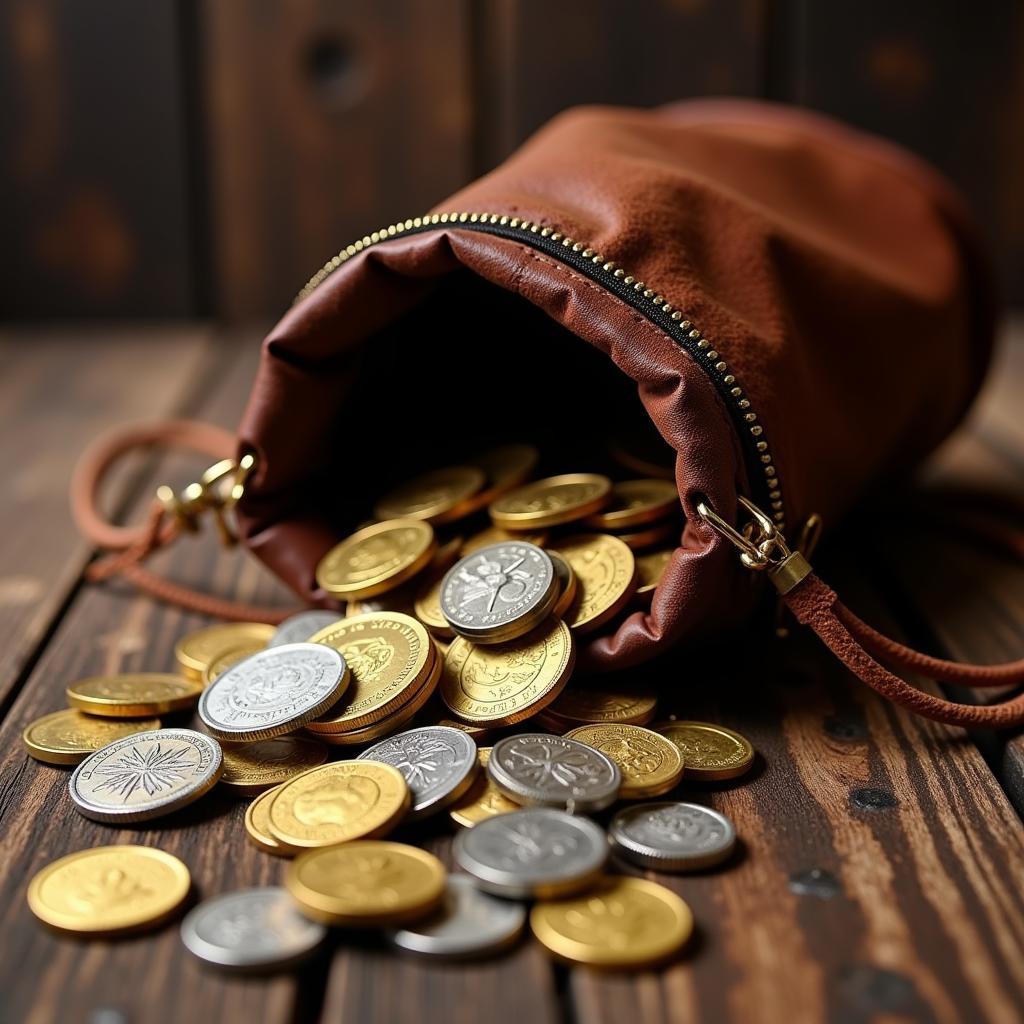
156, 452, 257, 547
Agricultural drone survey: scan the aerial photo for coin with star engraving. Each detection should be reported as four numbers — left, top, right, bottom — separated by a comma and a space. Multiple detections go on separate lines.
220, 735, 329, 796
448, 747, 521, 828
358, 726, 478, 820
609, 801, 737, 871
655, 720, 755, 781
66, 673, 203, 718
198, 643, 348, 742
268, 610, 345, 647
454, 808, 607, 898
69, 728, 223, 824
23, 709, 162, 766
563, 723, 683, 799
489, 473, 611, 530
316, 519, 436, 599
551, 533, 637, 633
375, 466, 486, 524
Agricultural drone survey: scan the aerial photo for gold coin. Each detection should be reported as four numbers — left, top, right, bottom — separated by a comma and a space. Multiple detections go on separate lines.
584, 479, 678, 529
413, 572, 452, 638
613, 519, 678, 551
564, 723, 683, 798
175, 622, 274, 682
434, 716, 491, 739
635, 547, 673, 598
316, 519, 436, 599
548, 551, 578, 619
28, 845, 191, 936
66, 673, 202, 718
531, 877, 692, 968
541, 683, 657, 728
374, 466, 485, 524
245, 784, 288, 855
267, 760, 410, 852
287, 841, 446, 926
220, 735, 329, 796
308, 612, 433, 732
23, 709, 162, 766
448, 748, 520, 827
440, 619, 575, 726
490, 473, 611, 530
462, 525, 549, 554
552, 534, 637, 634
202, 640, 269, 685
656, 720, 755, 781
462, 444, 540, 513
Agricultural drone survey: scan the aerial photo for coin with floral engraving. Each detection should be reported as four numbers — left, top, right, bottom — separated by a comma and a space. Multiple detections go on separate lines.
66, 673, 203, 718
609, 801, 736, 871
454, 808, 607, 899
448, 747, 521, 828
198, 643, 348, 741
69, 728, 223, 823
268, 610, 345, 648
358, 726, 478, 820
220, 735, 329, 796
655, 720, 755, 781
563, 723, 683, 799
316, 519, 436, 599
489, 473, 611, 529
175, 622, 275, 682
23, 709, 162, 766
181, 887, 327, 969
440, 542, 556, 644
551, 533, 637, 633
486, 733, 620, 813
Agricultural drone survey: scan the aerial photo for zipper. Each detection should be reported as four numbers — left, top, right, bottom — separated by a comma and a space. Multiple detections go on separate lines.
296, 211, 786, 532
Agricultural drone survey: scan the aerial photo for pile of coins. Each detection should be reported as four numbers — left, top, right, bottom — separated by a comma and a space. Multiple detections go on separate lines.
23, 443, 760, 971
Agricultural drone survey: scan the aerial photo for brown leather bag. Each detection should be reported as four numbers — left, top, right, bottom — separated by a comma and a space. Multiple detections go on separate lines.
75, 99, 1024, 728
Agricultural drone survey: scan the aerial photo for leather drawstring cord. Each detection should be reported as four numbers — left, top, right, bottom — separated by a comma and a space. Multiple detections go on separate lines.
71, 420, 297, 625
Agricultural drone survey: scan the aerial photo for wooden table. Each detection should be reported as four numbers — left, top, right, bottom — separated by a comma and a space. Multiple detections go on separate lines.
2, 324, 1023, 1024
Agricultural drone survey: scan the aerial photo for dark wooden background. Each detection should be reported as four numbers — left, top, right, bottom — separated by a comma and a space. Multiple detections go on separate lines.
2, 0, 1022, 323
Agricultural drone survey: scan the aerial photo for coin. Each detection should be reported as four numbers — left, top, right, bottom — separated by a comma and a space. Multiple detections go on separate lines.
487, 733, 620, 813
440, 619, 575, 726
388, 874, 526, 959
245, 784, 288, 855
489, 473, 611, 529
268, 610, 345, 647
462, 525, 549, 554
198, 643, 349, 742
308, 612, 433, 733
175, 622, 275, 682
181, 887, 327, 970
551, 534, 636, 633
266, 760, 409, 852
203, 639, 276, 685
609, 801, 737, 871
563, 723, 683, 798
634, 547, 673, 598
358, 726, 478, 820
440, 542, 557, 644
656, 720, 755, 781
539, 683, 658, 729
220, 735, 329, 796
584, 479, 678, 529
374, 466, 486, 524
454, 808, 607, 899
65, 673, 202, 718
287, 841, 446, 926
548, 550, 578, 619
467, 444, 539, 509
316, 519, 436, 599
448, 747, 521, 828
613, 519, 678, 551
69, 728, 223, 823
530, 877, 692, 968
412, 572, 453, 639
22, 709, 161, 766
28, 845, 191, 937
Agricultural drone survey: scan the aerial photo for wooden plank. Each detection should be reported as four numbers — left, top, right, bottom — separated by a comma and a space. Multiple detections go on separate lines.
0, 327, 215, 712
201, 0, 473, 321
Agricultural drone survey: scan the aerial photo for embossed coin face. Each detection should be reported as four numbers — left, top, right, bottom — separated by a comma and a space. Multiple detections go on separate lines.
440, 619, 575, 726
541, 683, 658, 729
28, 845, 191, 936
268, 610, 345, 648
656, 721, 755, 781
198, 643, 348, 741
23, 709, 162, 766
220, 735, 329, 796
552, 533, 637, 633
583, 478, 679, 529
245, 784, 287, 855
454, 808, 607, 899
66, 673, 203, 718
175, 622, 275, 682
634, 547, 673, 598
388, 874, 526, 959
440, 542, 556, 643
181, 887, 326, 969
448, 747, 520, 828
316, 519, 436, 599
69, 728, 223, 823
564, 723, 683, 799
487, 733, 620, 812
374, 466, 485, 524
609, 801, 737, 871
489, 473, 611, 529
530, 877, 693, 968
287, 841, 446, 926
359, 726, 478, 819
266, 760, 409, 852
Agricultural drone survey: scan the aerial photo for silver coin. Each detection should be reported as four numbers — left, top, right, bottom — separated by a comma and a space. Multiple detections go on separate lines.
388, 874, 525, 958
198, 642, 346, 741
487, 733, 620, 813
268, 610, 344, 647
69, 728, 223, 823
357, 726, 478, 819
181, 886, 326, 970
609, 801, 737, 871
439, 542, 556, 643
453, 807, 607, 898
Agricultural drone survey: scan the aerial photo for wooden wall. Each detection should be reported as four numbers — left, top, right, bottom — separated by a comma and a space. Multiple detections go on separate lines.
1, 0, 1021, 321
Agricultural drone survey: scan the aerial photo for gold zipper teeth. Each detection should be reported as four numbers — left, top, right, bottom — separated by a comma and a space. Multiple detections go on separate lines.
297, 211, 786, 530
